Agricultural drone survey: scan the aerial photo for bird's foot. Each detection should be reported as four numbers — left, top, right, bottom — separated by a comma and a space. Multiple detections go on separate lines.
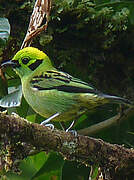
40, 112, 60, 130
67, 129, 77, 137
44, 124, 54, 130
60, 120, 77, 136
66, 120, 77, 137
65, 120, 75, 132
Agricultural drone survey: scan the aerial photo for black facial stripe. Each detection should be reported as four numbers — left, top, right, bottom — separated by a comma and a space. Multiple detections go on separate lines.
32, 85, 97, 93
28, 60, 43, 71
22, 58, 29, 64
12, 60, 21, 68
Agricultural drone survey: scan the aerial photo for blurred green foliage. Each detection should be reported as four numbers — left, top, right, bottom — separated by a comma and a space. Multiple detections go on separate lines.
0, 0, 134, 179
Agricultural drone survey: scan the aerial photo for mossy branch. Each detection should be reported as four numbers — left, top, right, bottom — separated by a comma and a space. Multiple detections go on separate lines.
0, 112, 134, 178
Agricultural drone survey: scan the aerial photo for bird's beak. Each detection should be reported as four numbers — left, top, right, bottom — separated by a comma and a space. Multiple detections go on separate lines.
0, 60, 20, 68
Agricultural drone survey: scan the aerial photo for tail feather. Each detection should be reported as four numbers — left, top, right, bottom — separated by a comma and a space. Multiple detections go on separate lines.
100, 93, 133, 107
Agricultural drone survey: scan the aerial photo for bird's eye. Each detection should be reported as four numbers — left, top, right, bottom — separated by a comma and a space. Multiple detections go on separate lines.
22, 58, 29, 64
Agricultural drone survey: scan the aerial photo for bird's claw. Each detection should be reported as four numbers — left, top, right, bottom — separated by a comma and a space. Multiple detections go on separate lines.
66, 129, 78, 137
43, 123, 54, 130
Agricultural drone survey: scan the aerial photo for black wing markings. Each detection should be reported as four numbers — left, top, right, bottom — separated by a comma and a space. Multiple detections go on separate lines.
32, 85, 98, 93
31, 70, 99, 94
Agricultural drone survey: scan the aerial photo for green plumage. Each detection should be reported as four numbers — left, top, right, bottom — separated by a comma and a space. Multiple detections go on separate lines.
2, 47, 132, 122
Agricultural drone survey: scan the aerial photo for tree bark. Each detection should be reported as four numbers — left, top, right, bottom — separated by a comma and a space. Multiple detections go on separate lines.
0, 112, 134, 179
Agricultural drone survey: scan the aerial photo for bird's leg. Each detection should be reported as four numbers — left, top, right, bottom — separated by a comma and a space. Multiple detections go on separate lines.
40, 112, 60, 130
61, 120, 77, 136
60, 120, 78, 136
60, 120, 76, 132
66, 120, 75, 132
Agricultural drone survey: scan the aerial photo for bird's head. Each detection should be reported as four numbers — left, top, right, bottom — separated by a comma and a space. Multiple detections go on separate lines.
1, 47, 53, 78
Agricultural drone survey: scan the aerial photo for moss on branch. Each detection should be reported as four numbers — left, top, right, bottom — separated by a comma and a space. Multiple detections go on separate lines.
0, 112, 134, 178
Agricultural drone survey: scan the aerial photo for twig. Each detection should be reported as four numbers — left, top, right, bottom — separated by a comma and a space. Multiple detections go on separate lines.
78, 107, 134, 136
21, 0, 52, 49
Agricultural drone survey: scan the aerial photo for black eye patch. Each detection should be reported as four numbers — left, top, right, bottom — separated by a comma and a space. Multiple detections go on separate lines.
28, 60, 43, 71
22, 58, 29, 64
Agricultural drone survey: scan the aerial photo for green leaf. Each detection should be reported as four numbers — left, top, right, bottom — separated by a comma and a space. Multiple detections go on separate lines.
62, 161, 90, 180
0, 18, 10, 46
32, 152, 64, 180
91, 166, 99, 179
25, 152, 48, 176
0, 85, 22, 107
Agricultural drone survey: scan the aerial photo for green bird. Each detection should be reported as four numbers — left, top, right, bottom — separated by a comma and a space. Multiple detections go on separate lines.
1, 47, 132, 126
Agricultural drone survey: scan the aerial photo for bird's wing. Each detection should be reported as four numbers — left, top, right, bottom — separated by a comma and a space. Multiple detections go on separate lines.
30, 70, 99, 94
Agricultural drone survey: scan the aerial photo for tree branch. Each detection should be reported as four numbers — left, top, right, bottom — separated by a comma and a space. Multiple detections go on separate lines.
0, 112, 134, 178
78, 107, 134, 135
21, 0, 51, 49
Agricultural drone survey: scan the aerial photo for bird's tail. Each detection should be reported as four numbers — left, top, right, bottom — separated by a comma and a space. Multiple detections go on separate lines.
100, 93, 133, 107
